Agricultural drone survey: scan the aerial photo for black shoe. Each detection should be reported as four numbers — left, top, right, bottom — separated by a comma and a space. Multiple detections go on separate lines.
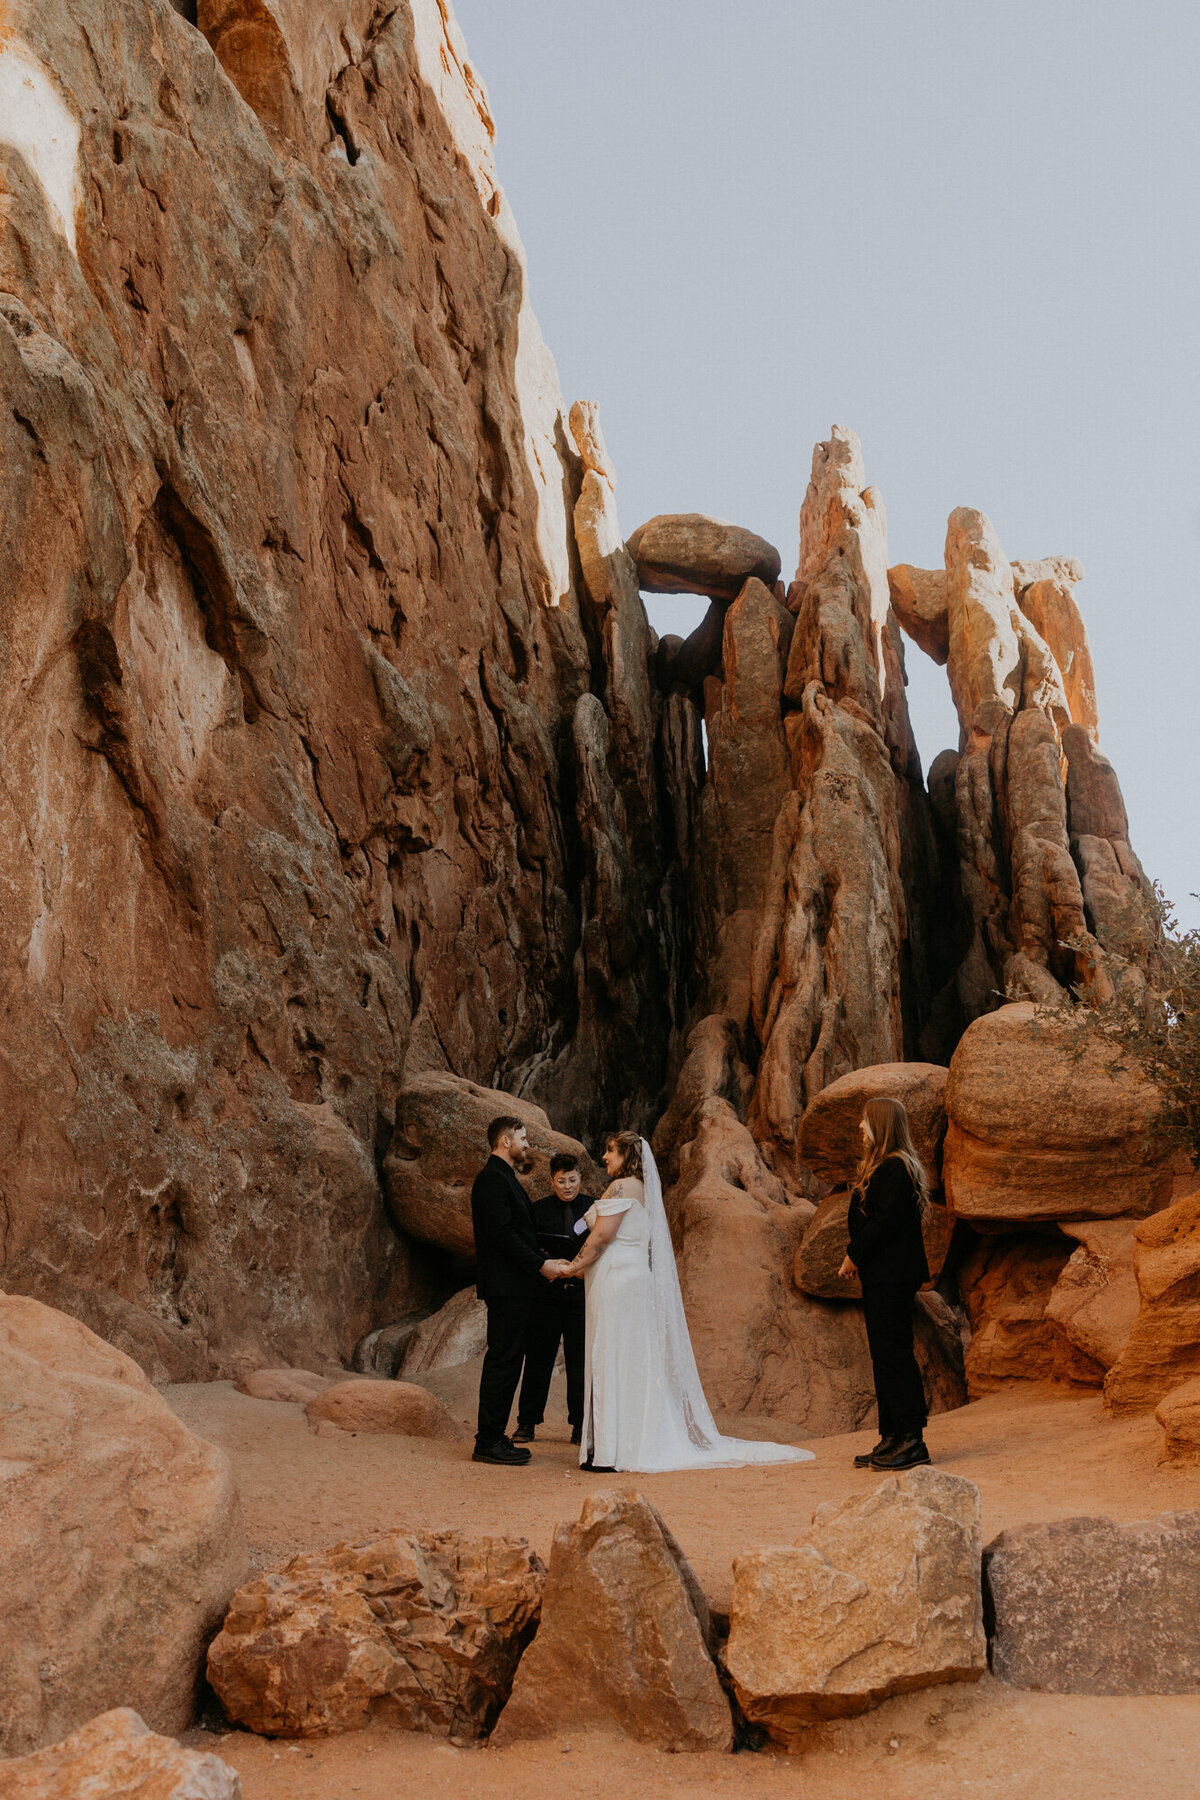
570, 1424, 582, 1445
854, 1435, 899, 1468
511, 1424, 535, 1444
472, 1439, 531, 1465
870, 1435, 931, 1470
581, 1459, 615, 1473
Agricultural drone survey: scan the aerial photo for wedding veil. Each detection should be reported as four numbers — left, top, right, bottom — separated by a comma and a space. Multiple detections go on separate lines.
639, 1136, 726, 1451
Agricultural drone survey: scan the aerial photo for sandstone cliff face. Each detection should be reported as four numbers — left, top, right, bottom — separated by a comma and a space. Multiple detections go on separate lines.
0, 0, 681, 1374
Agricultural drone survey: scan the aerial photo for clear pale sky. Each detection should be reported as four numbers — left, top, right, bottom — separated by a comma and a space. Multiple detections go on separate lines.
454, 1, 1200, 929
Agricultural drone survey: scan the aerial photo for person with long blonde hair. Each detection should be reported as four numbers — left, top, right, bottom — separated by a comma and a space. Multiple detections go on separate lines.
837, 1097, 932, 1470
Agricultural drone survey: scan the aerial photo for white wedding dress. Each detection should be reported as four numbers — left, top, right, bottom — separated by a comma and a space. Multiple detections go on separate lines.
580, 1139, 813, 1472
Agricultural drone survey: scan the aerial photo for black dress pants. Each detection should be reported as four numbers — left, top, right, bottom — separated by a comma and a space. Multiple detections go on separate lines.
476, 1294, 533, 1448
517, 1283, 585, 1429
862, 1281, 927, 1439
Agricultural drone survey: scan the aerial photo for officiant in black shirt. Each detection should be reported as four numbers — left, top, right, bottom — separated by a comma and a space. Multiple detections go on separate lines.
512, 1152, 593, 1445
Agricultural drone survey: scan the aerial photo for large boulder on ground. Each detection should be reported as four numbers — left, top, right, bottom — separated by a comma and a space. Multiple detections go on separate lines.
798, 1063, 949, 1188
383, 1074, 599, 1261
208, 1532, 543, 1739
0, 1708, 241, 1800
492, 1489, 732, 1752
958, 1233, 1105, 1395
1043, 1220, 1140, 1371
303, 1379, 463, 1440
1105, 1184, 1200, 1413
943, 1003, 1172, 1223
398, 1286, 488, 1377
984, 1510, 1200, 1693
626, 513, 781, 601
0, 1297, 247, 1757
793, 1188, 954, 1299
725, 1468, 985, 1742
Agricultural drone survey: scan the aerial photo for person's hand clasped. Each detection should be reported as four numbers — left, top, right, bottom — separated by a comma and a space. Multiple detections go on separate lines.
838, 1255, 857, 1280
541, 1259, 572, 1281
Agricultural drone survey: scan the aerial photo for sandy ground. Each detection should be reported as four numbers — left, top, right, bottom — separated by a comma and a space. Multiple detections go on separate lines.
166, 1369, 1200, 1799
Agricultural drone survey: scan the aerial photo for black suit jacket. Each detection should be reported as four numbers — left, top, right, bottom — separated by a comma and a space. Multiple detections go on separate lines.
847, 1157, 929, 1289
471, 1155, 546, 1300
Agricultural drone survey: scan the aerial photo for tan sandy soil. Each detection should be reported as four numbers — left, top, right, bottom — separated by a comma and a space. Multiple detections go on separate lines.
166, 1371, 1200, 1798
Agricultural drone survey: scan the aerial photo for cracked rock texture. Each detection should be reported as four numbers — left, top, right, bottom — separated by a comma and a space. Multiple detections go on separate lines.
0, 1707, 242, 1800
726, 1467, 986, 1740
207, 1529, 544, 1739
0, 0, 684, 1374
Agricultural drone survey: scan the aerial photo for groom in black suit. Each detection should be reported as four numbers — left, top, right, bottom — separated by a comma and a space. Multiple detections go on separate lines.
471, 1116, 570, 1465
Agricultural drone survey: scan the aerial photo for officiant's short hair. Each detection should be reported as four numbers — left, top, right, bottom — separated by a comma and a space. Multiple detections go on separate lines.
487, 1115, 525, 1148
549, 1152, 578, 1174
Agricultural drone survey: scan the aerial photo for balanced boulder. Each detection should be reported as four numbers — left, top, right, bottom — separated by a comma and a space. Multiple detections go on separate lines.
943, 1002, 1172, 1224
492, 1489, 732, 1752
984, 1510, 1200, 1693
208, 1532, 543, 1739
0, 1296, 247, 1757
725, 1468, 985, 1742
626, 513, 781, 601
0, 1708, 241, 1800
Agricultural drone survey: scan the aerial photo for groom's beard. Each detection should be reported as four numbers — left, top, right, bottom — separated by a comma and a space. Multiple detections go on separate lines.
514, 1151, 536, 1175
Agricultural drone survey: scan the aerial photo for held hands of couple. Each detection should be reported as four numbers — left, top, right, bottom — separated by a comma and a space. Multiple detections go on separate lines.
541, 1258, 575, 1281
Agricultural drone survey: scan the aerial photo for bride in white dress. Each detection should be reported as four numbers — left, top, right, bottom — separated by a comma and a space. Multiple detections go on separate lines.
559, 1130, 813, 1473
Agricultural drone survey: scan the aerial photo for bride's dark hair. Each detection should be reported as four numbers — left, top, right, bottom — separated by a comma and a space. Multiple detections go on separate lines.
605, 1130, 643, 1180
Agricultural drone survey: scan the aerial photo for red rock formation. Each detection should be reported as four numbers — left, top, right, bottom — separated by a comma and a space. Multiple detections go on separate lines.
0, 0, 683, 1372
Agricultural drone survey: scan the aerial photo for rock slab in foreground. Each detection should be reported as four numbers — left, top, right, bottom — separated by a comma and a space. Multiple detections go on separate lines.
492, 1489, 732, 1752
725, 1468, 985, 1742
0, 1296, 247, 1757
0, 1707, 240, 1799
984, 1510, 1200, 1693
207, 1531, 543, 1739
